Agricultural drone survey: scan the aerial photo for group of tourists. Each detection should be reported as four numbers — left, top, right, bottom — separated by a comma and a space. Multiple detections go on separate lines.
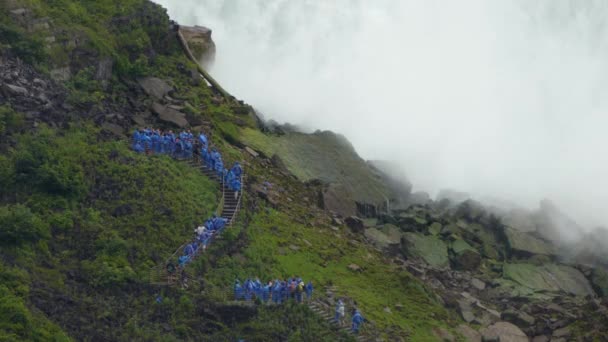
132, 128, 199, 158
165, 214, 228, 282
234, 277, 314, 304
334, 299, 365, 334
131, 128, 242, 196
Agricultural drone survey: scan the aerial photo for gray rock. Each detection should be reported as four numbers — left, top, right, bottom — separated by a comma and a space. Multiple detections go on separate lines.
458, 300, 475, 323
364, 225, 401, 255
531, 336, 549, 342
101, 123, 124, 137
345, 216, 365, 234
138, 77, 173, 99
552, 327, 571, 338
3, 84, 28, 96
50, 67, 71, 81
505, 228, 556, 258
432, 327, 454, 341
471, 278, 486, 291
456, 324, 481, 342
179, 25, 216, 68
152, 103, 189, 128
501, 309, 535, 327
347, 264, 361, 272
245, 146, 259, 158
480, 322, 528, 342
131, 116, 146, 126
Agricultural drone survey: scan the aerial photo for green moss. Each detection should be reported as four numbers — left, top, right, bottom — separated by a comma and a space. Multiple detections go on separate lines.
241, 128, 390, 204
204, 207, 453, 340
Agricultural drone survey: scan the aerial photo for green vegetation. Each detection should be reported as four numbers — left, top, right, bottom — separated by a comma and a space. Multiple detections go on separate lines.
0, 0, 468, 340
241, 128, 390, 204
202, 206, 458, 340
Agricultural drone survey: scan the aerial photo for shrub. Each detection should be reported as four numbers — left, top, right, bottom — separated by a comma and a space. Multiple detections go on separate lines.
0, 204, 49, 246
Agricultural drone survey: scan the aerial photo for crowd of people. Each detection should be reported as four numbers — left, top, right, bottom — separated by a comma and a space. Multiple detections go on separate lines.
132, 128, 198, 158
131, 128, 242, 197
234, 277, 314, 304
133, 128, 243, 282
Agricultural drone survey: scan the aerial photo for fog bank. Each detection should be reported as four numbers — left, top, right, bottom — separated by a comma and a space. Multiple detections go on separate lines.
156, 0, 608, 229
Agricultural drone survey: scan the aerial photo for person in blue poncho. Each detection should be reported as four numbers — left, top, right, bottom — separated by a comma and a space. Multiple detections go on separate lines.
305, 280, 314, 301
215, 157, 224, 179
178, 255, 190, 267
208, 148, 217, 169
184, 243, 195, 256
174, 138, 183, 158
226, 169, 235, 187
142, 133, 152, 152
152, 131, 162, 154
133, 141, 145, 153
212, 216, 227, 232
231, 162, 242, 178
351, 309, 364, 334
272, 281, 282, 304
198, 132, 208, 149
244, 279, 253, 301
184, 139, 193, 159
231, 178, 241, 199
163, 134, 172, 155
262, 283, 270, 302
281, 281, 289, 302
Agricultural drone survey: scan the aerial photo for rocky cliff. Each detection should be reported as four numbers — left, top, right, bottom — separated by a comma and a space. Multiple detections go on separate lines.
0, 1, 607, 341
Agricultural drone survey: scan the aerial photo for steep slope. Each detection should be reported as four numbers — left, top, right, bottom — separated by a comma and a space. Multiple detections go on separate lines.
1, 1, 607, 341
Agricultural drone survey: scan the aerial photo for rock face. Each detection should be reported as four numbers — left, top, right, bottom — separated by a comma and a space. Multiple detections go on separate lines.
0, 56, 66, 123
450, 239, 481, 271
364, 225, 401, 255
505, 228, 556, 258
138, 77, 173, 99
503, 263, 594, 296
179, 25, 216, 68
402, 232, 449, 268
344, 216, 365, 234
151, 103, 189, 128
480, 322, 528, 342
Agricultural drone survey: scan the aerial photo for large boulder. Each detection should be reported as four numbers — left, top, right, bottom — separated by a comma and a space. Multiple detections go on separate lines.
322, 183, 357, 217
480, 322, 528, 342
505, 228, 556, 258
138, 77, 172, 99
344, 216, 365, 234
152, 103, 189, 128
503, 263, 595, 296
457, 324, 481, 342
364, 224, 401, 255
450, 239, 482, 271
179, 25, 216, 68
402, 232, 449, 268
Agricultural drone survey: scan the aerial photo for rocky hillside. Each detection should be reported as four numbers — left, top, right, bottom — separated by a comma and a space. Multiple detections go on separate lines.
1, 1, 607, 341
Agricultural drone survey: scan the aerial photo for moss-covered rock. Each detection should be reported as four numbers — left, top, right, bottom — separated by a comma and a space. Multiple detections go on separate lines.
450, 239, 481, 271
503, 263, 594, 296
364, 224, 401, 255
505, 228, 556, 258
402, 232, 449, 268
